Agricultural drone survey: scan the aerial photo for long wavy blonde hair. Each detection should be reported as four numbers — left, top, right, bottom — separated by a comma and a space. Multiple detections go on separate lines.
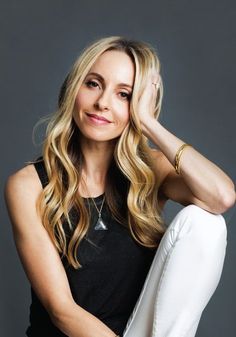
29, 36, 167, 269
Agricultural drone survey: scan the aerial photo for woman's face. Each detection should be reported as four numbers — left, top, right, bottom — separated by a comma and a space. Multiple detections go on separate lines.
73, 50, 135, 143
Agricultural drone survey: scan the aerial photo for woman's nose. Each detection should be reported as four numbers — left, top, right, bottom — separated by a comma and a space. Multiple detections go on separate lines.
95, 89, 111, 111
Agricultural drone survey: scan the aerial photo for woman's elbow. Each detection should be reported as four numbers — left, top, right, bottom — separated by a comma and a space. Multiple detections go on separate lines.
221, 188, 236, 211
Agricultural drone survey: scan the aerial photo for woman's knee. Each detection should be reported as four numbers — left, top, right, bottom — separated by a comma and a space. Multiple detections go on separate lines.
170, 204, 227, 249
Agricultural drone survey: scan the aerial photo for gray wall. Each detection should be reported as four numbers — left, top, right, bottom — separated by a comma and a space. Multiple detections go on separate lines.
1, 0, 235, 336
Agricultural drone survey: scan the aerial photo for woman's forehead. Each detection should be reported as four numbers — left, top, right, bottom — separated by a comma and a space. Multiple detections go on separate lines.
88, 50, 135, 87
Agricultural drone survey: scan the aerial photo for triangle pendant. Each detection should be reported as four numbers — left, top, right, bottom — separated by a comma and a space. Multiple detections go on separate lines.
94, 217, 108, 230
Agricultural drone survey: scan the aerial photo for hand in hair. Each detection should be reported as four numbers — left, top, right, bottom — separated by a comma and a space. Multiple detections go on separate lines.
137, 68, 161, 131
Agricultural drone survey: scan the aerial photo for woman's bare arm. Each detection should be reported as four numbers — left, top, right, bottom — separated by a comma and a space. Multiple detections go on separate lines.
4, 164, 117, 337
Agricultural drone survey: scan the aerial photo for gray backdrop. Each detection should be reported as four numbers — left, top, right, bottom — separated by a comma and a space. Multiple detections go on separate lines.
1, 0, 235, 336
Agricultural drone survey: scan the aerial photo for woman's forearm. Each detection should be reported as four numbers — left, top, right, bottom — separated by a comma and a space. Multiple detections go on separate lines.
141, 118, 236, 209
51, 300, 117, 337
142, 118, 235, 194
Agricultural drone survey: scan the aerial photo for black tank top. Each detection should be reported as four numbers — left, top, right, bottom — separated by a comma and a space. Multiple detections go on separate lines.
26, 156, 156, 336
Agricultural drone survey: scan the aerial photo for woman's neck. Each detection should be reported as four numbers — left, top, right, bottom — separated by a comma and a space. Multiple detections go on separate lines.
79, 138, 116, 183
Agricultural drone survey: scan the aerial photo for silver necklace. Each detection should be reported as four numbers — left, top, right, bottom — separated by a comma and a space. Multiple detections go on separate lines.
91, 195, 108, 231
82, 176, 108, 230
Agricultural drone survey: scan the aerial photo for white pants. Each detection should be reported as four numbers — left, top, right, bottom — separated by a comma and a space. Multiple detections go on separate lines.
122, 204, 228, 337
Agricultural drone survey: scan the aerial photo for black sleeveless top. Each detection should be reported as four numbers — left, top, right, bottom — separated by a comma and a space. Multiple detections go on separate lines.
26, 157, 157, 336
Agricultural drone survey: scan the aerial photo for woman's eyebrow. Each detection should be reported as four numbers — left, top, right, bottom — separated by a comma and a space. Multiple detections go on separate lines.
87, 71, 133, 89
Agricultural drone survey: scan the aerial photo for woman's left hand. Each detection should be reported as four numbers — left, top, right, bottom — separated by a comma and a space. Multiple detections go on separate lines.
137, 69, 161, 129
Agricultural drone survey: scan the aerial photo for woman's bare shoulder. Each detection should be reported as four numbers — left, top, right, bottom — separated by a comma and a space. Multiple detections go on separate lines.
4, 163, 42, 200
148, 147, 165, 157
147, 148, 168, 176
146, 148, 169, 208
148, 148, 172, 170
148, 147, 163, 158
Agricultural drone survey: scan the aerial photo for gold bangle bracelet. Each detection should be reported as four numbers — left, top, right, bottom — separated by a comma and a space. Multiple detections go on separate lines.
174, 143, 192, 175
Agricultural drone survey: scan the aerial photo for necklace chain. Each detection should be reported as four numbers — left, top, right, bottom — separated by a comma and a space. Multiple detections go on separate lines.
90, 195, 105, 216
82, 176, 108, 230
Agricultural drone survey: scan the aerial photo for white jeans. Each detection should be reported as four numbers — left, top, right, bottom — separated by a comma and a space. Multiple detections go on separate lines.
122, 204, 228, 337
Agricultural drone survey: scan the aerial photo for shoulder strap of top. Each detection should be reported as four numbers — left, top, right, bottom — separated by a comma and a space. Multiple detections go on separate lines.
33, 156, 49, 188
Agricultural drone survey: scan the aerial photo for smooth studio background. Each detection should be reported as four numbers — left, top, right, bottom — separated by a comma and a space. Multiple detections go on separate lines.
1, 1, 235, 336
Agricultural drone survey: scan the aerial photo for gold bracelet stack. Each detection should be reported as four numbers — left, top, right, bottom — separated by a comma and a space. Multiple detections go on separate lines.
174, 143, 193, 175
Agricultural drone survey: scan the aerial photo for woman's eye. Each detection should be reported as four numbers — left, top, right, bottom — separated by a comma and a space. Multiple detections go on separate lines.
120, 92, 131, 100
86, 80, 99, 88
85, 80, 131, 100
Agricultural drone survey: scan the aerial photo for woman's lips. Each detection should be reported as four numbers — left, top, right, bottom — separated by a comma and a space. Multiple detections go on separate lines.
86, 113, 111, 125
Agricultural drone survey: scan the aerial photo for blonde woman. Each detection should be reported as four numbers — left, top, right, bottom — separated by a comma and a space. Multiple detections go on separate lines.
4, 36, 235, 337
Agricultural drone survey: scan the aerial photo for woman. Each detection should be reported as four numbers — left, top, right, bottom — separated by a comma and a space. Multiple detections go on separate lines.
4, 36, 235, 337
